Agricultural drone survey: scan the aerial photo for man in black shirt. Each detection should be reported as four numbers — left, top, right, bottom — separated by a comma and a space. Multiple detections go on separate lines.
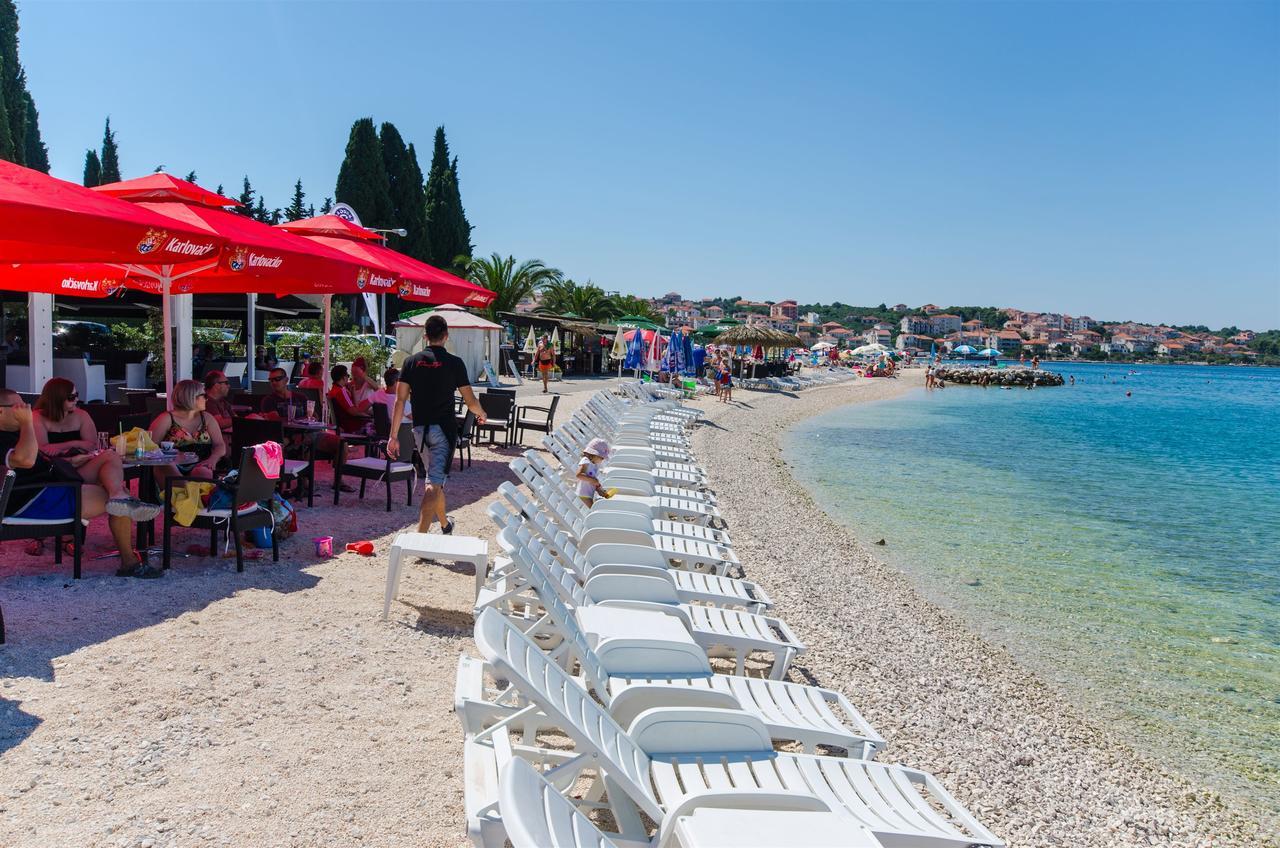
388, 315, 486, 534
0, 389, 158, 577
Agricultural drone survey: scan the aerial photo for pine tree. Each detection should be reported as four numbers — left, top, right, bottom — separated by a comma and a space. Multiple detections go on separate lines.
183, 170, 197, 183
0, 2, 25, 164
215, 183, 224, 196
252, 196, 269, 223
99, 117, 121, 183
306, 204, 315, 218
235, 176, 255, 217
424, 127, 473, 271
82, 149, 101, 187
283, 178, 308, 221
379, 123, 431, 263
320, 197, 333, 215
22, 91, 47, 172
334, 117, 393, 227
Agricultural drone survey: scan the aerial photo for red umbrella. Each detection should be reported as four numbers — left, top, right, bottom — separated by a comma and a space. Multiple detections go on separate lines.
7, 176, 384, 397
277, 215, 495, 307
0, 160, 224, 265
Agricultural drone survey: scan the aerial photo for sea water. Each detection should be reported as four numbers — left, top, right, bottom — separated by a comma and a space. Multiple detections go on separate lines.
784, 362, 1280, 812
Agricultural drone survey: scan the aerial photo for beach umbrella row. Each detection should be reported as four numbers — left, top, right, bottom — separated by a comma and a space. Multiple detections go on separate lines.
0, 164, 497, 399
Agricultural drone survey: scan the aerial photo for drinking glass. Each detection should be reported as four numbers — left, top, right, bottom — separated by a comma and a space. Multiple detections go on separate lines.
286, 402, 295, 423
305, 400, 315, 421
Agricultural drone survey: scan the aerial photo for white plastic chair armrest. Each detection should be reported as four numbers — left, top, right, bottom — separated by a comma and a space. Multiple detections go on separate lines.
594, 598, 692, 629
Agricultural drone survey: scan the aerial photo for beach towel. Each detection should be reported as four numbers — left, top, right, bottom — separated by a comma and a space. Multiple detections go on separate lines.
252, 441, 283, 479
170, 481, 215, 527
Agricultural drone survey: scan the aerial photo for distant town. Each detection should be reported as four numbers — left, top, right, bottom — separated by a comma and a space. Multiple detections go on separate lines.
516, 291, 1278, 364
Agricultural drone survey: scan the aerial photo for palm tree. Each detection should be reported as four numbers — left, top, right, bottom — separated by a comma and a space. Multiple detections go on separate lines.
537, 279, 616, 321
607, 294, 662, 324
457, 253, 563, 319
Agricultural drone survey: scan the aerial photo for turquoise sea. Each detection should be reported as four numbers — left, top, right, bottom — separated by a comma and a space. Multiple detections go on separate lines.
784, 362, 1279, 812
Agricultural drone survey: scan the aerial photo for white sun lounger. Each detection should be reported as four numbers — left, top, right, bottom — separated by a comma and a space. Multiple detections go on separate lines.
523, 450, 717, 510
467, 608, 1004, 848
508, 463, 735, 557
467, 541, 882, 758
499, 759, 882, 848
490, 499, 764, 611
506, 532, 802, 679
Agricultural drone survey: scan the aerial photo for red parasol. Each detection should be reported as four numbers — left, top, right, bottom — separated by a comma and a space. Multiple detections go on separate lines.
277, 215, 495, 307
0, 160, 224, 265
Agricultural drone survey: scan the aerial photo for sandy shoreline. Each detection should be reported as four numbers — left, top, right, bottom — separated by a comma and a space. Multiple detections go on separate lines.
0, 373, 1273, 847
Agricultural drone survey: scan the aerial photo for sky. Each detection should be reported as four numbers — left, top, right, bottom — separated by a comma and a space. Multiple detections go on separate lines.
16, 0, 1280, 330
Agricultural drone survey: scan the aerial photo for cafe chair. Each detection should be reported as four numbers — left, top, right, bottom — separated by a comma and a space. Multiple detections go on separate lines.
0, 477, 85, 579
162, 445, 280, 574
232, 416, 315, 507
334, 405, 416, 511
514, 394, 560, 446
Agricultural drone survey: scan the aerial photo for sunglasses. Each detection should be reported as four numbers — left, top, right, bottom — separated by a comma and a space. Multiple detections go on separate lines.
269, 376, 287, 382
214, 380, 229, 385
196, 392, 207, 398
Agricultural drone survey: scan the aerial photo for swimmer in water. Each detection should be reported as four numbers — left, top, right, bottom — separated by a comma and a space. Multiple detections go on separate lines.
1069, 375, 1075, 386
1126, 390, 1132, 397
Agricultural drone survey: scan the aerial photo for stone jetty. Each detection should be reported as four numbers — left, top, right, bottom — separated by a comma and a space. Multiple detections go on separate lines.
933, 366, 1064, 387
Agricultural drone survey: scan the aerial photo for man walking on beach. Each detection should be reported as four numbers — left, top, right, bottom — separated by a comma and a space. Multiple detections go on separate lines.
388, 315, 486, 534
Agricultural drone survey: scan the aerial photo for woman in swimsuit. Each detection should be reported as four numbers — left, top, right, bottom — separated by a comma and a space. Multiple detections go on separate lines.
535, 338, 555, 393
148, 379, 226, 484
34, 377, 159, 520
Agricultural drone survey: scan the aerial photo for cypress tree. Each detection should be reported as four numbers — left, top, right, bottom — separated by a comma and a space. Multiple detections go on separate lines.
99, 117, 121, 183
334, 117, 393, 227
0, 53, 12, 163
379, 123, 430, 262
22, 92, 47, 172
424, 127, 474, 271
235, 176, 255, 217
448, 154, 474, 261
283, 178, 308, 221
0, 2, 25, 164
82, 149, 101, 187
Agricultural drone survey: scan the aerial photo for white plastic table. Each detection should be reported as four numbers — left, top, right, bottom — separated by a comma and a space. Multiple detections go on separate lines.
669, 809, 881, 848
383, 532, 489, 620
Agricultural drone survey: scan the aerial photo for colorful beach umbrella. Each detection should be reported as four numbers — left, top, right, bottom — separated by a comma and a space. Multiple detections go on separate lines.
953, 344, 977, 355
623, 322, 647, 370
978, 348, 1000, 357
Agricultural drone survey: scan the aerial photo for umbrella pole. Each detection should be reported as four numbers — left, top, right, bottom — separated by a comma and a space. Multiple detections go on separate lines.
161, 272, 174, 405
321, 295, 332, 424
246, 294, 256, 383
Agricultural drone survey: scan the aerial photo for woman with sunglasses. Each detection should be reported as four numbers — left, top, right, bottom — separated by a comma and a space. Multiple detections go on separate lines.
33, 377, 161, 522
148, 379, 226, 482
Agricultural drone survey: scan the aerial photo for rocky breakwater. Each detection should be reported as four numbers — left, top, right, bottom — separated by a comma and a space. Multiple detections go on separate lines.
934, 366, 1064, 387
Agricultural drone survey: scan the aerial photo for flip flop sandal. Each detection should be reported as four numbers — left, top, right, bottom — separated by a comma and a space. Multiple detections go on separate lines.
24, 539, 44, 556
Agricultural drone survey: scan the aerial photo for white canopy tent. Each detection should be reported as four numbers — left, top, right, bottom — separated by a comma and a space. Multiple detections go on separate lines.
393, 303, 502, 383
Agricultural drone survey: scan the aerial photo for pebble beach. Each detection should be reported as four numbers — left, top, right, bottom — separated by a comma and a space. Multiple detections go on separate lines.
1, 373, 1274, 847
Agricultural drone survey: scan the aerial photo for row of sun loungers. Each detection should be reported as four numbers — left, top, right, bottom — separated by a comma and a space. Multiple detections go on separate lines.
452, 380, 1004, 848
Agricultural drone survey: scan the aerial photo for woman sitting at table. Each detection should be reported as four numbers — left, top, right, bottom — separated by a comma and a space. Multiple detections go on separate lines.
33, 377, 159, 520
328, 364, 373, 435
148, 379, 226, 482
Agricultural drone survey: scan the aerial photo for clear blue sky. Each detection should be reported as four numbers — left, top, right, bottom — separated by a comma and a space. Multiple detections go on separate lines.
17, 0, 1280, 329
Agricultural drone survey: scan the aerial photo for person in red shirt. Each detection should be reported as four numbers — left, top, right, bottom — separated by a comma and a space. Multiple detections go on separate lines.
297, 361, 325, 390
328, 364, 372, 435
